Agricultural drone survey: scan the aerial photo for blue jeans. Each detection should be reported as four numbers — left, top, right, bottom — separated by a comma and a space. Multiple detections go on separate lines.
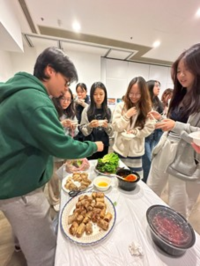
142, 129, 163, 183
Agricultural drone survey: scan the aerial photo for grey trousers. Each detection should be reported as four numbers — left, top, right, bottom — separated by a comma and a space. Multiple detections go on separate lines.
0, 188, 56, 266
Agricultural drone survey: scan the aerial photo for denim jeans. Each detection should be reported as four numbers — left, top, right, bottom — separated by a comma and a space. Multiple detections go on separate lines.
142, 129, 163, 183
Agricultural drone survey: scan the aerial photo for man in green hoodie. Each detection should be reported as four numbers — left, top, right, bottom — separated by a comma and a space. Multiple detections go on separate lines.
0, 47, 103, 266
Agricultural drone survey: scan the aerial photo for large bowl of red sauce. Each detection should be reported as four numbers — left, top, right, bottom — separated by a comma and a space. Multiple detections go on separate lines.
116, 168, 140, 191
146, 205, 196, 256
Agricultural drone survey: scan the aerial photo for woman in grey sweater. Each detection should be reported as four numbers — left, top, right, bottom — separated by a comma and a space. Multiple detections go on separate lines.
147, 43, 200, 219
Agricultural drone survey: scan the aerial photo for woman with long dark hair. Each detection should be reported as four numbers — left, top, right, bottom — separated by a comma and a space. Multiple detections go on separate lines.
80, 82, 113, 160
147, 43, 200, 219
161, 88, 173, 116
52, 88, 77, 137
112, 76, 154, 178
75, 82, 90, 123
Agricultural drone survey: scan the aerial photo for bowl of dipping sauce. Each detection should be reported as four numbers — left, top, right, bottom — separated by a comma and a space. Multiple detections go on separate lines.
116, 168, 140, 191
93, 176, 112, 192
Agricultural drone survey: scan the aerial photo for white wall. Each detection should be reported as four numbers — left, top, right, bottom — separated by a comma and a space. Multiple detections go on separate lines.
11, 46, 37, 75
102, 58, 173, 100
9, 46, 102, 94
0, 50, 12, 81
0, 0, 23, 51
65, 50, 101, 93
1, 46, 173, 100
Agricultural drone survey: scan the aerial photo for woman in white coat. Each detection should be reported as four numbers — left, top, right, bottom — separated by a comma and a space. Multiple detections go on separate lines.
112, 76, 155, 179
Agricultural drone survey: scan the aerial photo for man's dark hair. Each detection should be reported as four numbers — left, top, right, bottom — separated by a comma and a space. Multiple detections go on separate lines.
33, 47, 78, 83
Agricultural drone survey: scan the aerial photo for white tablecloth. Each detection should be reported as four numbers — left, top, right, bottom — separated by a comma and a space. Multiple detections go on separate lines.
55, 160, 200, 266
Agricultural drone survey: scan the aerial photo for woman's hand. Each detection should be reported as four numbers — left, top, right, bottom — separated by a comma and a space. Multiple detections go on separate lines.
89, 120, 99, 128
76, 97, 86, 107
147, 111, 162, 121
102, 120, 108, 128
61, 119, 72, 128
191, 143, 200, 154
126, 107, 137, 118
127, 129, 136, 135
155, 119, 175, 131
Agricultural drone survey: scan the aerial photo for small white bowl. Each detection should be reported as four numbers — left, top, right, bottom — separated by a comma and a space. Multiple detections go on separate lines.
121, 132, 136, 141
189, 131, 200, 146
93, 176, 111, 191
98, 120, 105, 126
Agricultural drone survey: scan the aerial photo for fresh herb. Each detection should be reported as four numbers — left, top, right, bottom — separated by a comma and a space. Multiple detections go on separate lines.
72, 160, 82, 168
96, 153, 119, 173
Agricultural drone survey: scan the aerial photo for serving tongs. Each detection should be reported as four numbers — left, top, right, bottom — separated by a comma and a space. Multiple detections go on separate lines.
68, 186, 93, 198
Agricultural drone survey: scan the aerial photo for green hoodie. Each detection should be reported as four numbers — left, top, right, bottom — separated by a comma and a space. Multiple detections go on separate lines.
0, 72, 97, 199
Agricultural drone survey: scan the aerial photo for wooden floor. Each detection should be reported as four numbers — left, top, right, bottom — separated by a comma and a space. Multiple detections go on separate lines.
1, 183, 200, 265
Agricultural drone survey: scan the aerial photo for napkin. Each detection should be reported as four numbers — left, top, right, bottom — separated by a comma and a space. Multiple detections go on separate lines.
129, 241, 144, 256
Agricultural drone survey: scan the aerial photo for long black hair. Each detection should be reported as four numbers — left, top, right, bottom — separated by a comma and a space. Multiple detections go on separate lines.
147, 80, 163, 114
52, 88, 75, 119
169, 43, 200, 118
75, 82, 87, 94
87, 82, 111, 121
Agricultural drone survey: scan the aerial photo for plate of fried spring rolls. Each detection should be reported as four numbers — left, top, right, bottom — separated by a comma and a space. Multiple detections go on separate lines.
62, 172, 92, 194
60, 192, 116, 245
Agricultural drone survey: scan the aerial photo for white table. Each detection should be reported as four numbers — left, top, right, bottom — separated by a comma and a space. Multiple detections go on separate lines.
55, 161, 200, 266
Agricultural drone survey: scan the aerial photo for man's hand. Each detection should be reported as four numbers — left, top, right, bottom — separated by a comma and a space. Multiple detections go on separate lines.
95, 141, 104, 152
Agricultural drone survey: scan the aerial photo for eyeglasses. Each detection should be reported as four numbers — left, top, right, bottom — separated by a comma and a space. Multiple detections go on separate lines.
65, 80, 70, 87
129, 93, 141, 98
60, 97, 71, 102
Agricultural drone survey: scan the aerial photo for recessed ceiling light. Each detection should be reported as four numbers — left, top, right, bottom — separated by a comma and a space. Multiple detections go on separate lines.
72, 21, 81, 32
153, 40, 161, 48
196, 8, 200, 17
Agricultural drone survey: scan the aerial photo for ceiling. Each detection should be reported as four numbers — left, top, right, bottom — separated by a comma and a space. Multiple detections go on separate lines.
12, 0, 200, 66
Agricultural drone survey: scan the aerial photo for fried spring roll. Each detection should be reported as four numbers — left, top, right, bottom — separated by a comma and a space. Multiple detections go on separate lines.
76, 214, 84, 223
76, 223, 85, 238
97, 219, 109, 231
100, 207, 106, 218
86, 211, 93, 219
85, 222, 93, 235
82, 216, 90, 224
93, 208, 101, 214
69, 221, 79, 236
96, 198, 105, 203
95, 202, 105, 209
68, 213, 78, 225
104, 212, 113, 222
96, 192, 104, 198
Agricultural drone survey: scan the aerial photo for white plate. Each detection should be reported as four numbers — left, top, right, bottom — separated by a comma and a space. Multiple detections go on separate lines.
60, 192, 116, 245
62, 174, 92, 193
